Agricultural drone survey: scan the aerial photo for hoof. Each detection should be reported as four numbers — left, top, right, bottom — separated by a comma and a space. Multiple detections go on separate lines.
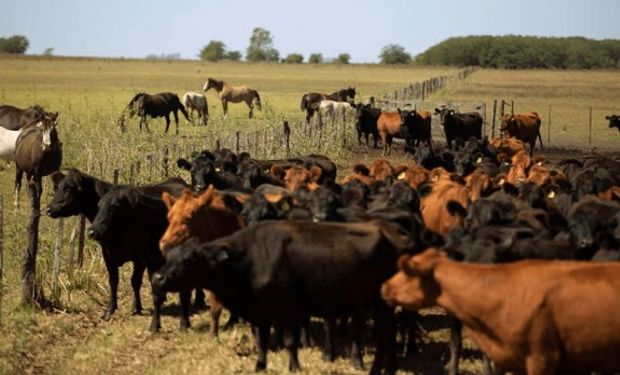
255, 361, 266, 372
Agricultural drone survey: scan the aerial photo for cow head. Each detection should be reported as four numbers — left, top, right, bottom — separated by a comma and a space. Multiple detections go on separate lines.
88, 186, 146, 242
47, 169, 107, 219
177, 155, 218, 192
434, 108, 457, 127
499, 114, 517, 136
381, 248, 444, 310
295, 186, 340, 222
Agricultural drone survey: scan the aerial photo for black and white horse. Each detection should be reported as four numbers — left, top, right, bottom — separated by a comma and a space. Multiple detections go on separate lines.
182, 92, 209, 126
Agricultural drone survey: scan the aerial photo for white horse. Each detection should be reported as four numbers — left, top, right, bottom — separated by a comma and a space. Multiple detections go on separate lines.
318, 100, 356, 123
0, 126, 21, 161
182, 92, 209, 126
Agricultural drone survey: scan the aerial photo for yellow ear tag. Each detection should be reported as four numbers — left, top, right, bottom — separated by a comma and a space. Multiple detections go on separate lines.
476, 157, 482, 164
536, 161, 543, 166
215, 167, 221, 172
547, 190, 556, 199
498, 178, 505, 185
281, 202, 290, 211
397, 172, 406, 180
264, 169, 270, 174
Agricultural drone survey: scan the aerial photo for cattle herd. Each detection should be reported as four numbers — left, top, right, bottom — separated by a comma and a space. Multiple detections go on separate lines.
0, 83, 620, 375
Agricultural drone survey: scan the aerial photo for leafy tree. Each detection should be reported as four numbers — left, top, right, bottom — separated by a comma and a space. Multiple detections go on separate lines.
283, 53, 303, 64
308, 53, 323, 64
379, 44, 411, 64
334, 53, 351, 64
0, 35, 29, 54
199, 40, 226, 62
43, 48, 54, 56
246, 27, 279, 62
224, 50, 242, 61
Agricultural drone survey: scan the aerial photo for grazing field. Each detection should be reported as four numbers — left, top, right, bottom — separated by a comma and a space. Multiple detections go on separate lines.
0, 56, 618, 374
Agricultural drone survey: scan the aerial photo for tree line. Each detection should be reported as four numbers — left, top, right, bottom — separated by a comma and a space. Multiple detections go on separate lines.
0, 35, 29, 54
414, 35, 620, 69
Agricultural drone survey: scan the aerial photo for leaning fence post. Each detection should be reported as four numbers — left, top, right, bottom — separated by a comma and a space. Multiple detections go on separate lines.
491, 99, 497, 139
235, 131, 240, 154
113, 169, 119, 185
77, 216, 85, 268
162, 147, 169, 178
51, 218, 64, 304
129, 163, 134, 185
216, 138, 221, 151
67, 222, 77, 278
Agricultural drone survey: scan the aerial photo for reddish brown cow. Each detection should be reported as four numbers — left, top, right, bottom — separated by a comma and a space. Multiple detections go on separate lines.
369, 158, 396, 181
282, 165, 321, 191
377, 111, 403, 156
396, 164, 430, 189
500, 112, 543, 155
340, 164, 374, 185
382, 248, 620, 375
490, 137, 527, 157
155, 186, 246, 335
420, 179, 470, 235
506, 150, 533, 185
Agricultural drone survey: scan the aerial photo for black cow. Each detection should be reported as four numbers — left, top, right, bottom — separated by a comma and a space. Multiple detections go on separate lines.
121, 92, 190, 134
567, 196, 620, 259
434, 108, 483, 148
606, 114, 620, 133
355, 104, 380, 148
151, 220, 412, 373
177, 155, 244, 192
46, 169, 188, 319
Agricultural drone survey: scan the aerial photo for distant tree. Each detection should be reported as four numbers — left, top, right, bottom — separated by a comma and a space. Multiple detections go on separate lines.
0, 35, 29, 54
145, 53, 181, 60
308, 53, 323, 64
224, 50, 242, 61
246, 27, 280, 62
334, 53, 351, 64
283, 53, 303, 64
43, 48, 54, 56
199, 40, 226, 62
379, 44, 411, 64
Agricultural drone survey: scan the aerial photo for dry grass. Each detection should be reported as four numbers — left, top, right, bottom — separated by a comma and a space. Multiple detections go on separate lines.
0, 56, 618, 374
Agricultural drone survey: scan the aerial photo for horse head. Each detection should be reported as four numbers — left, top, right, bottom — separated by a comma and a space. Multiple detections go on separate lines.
203, 78, 222, 92
37, 113, 59, 150
126, 93, 146, 117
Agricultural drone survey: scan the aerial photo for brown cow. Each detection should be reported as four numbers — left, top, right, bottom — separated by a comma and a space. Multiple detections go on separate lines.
340, 164, 374, 185
490, 137, 526, 157
152, 186, 245, 334
369, 158, 396, 181
282, 165, 321, 191
420, 179, 470, 235
382, 248, 620, 375
500, 112, 543, 155
377, 111, 403, 156
506, 150, 533, 185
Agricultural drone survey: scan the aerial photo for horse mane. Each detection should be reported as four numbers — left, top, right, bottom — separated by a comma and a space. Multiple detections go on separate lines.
209, 78, 224, 91
129, 92, 146, 105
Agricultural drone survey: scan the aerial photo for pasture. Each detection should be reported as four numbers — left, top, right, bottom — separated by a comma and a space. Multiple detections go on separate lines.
0, 55, 619, 374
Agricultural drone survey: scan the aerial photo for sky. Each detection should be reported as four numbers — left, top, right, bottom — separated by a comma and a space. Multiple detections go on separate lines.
1, 0, 619, 63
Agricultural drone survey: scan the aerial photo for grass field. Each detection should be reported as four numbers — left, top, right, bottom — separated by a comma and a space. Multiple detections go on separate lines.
0, 56, 619, 374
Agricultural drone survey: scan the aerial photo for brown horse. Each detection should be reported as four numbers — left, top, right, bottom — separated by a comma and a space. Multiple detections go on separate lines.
14, 112, 62, 207
203, 78, 261, 119
0, 104, 49, 130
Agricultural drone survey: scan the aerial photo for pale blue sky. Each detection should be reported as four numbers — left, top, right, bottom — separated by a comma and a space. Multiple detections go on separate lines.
1, 0, 619, 63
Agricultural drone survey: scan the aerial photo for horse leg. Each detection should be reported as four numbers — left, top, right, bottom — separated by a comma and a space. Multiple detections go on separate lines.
164, 114, 171, 133
14, 167, 23, 208
222, 100, 228, 119
247, 100, 254, 119
173, 111, 180, 135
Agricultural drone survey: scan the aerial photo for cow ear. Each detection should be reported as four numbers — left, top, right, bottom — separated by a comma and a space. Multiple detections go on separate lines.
605, 116, 610, 120
177, 158, 192, 171
50, 171, 65, 190
95, 180, 109, 196
434, 108, 441, 114
162, 192, 177, 210
353, 163, 370, 176
309, 166, 322, 182
397, 108, 402, 114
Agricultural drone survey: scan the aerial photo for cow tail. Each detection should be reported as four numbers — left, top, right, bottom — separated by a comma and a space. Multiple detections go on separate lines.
538, 131, 544, 150
254, 91, 262, 110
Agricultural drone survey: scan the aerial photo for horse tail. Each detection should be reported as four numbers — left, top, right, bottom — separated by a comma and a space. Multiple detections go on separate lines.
176, 96, 190, 121
300, 95, 308, 111
254, 91, 262, 110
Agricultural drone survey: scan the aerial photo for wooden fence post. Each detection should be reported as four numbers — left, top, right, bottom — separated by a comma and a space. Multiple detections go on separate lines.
21, 180, 42, 305
263, 130, 268, 159
51, 218, 64, 303
511, 100, 514, 116
129, 163, 135, 185
113, 169, 119, 184
235, 131, 240, 154
589, 106, 593, 146
216, 138, 221, 151
500, 100, 505, 117
147, 154, 153, 181
491, 99, 497, 139
547, 104, 552, 145
283, 121, 291, 157
77, 216, 85, 268
67, 223, 77, 278
0, 196, 3, 326
162, 147, 169, 178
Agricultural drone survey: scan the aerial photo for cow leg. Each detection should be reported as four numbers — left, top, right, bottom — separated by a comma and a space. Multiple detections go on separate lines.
130, 260, 146, 315
373, 133, 379, 149
322, 318, 337, 362
447, 316, 462, 375
525, 355, 557, 375
209, 291, 223, 337
370, 302, 397, 375
102, 254, 119, 320
14, 167, 23, 208
350, 313, 364, 370
179, 291, 191, 331
357, 130, 362, 146
173, 111, 180, 135
150, 286, 164, 333
401, 310, 419, 358
193, 288, 206, 309
284, 324, 301, 372
299, 316, 311, 347
254, 323, 271, 371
